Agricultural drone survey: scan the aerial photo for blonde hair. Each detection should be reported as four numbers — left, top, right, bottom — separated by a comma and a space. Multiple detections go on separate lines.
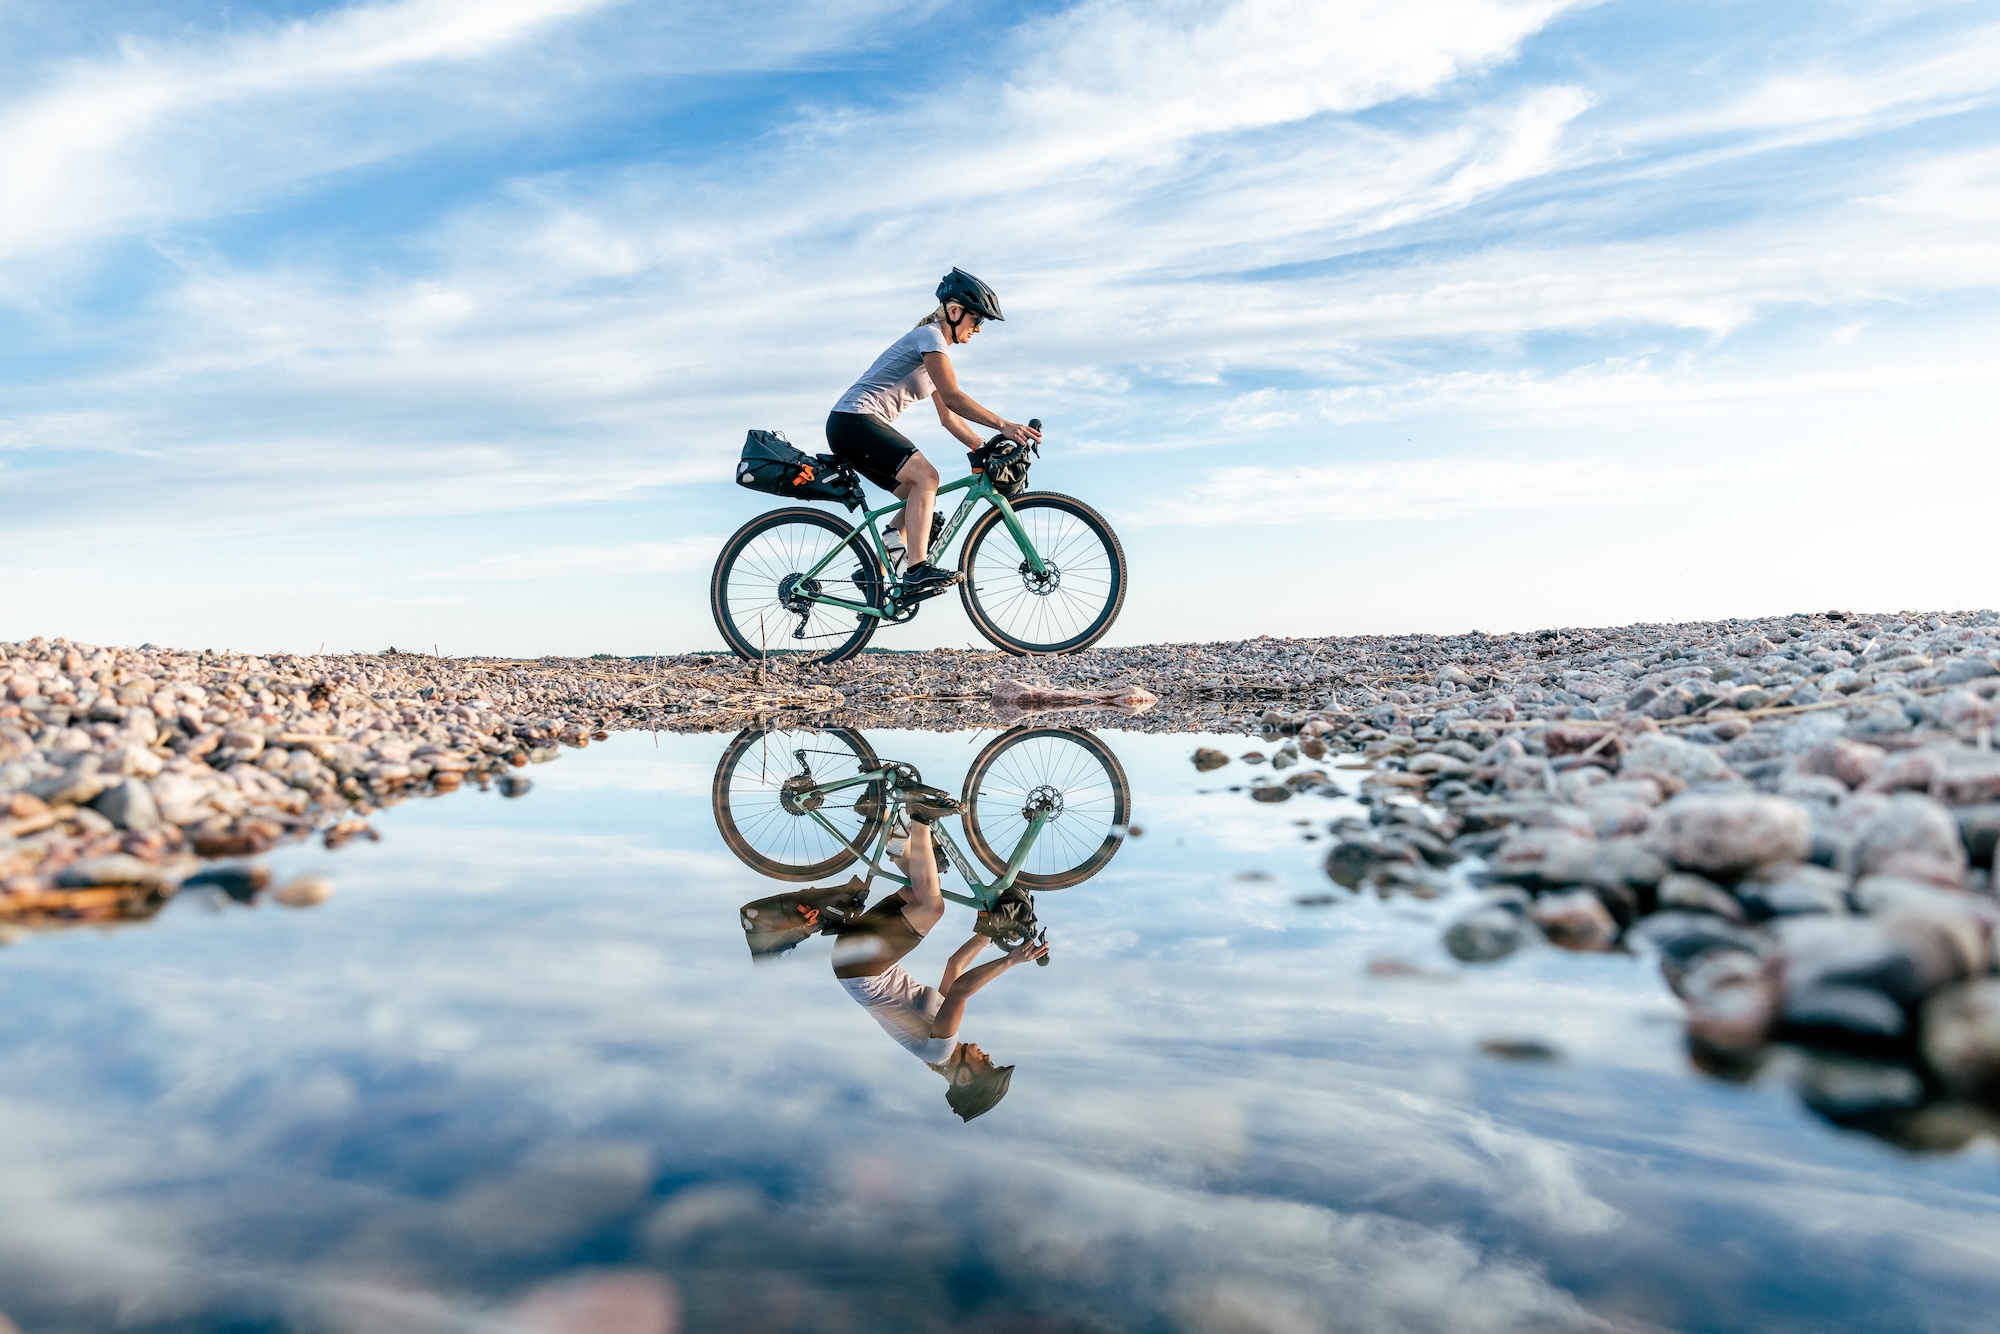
916, 303, 951, 329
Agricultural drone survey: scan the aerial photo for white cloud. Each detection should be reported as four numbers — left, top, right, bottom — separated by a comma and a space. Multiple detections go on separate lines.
452, 540, 718, 580
0, 0, 616, 261
1127, 454, 1723, 527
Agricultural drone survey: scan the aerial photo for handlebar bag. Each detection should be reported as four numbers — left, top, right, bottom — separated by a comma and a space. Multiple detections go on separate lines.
971, 435, 1035, 498
736, 429, 863, 509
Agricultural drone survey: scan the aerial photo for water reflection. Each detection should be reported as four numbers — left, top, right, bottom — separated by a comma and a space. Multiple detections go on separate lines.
2, 727, 2000, 1332
719, 725, 1129, 1120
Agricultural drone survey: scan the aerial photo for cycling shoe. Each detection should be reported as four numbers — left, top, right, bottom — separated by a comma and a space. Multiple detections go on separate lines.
894, 780, 962, 825
897, 561, 962, 604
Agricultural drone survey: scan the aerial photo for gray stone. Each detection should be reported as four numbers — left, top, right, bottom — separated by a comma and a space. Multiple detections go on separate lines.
1735, 862, 1850, 920
1780, 984, 1907, 1043
1854, 793, 1968, 887
54, 854, 180, 891
1846, 702, 1916, 738
499, 773, 533, 798
1796, 1055, 1926, 1118
1921, 979, 2000, 1093
1624, 733, 1737, 786
1629, 911, 1765, 993
1444, 905, 1535, 963
1956, 803, 2000, 869
1656, 793, 1811, 875
1324, 841, 1379, 888
1528, 889, 1619, 951
1774, 914, 1954, 1009
1657, 872, 1746, 921
90, 776, 161, 831
1681, 950, 1776, 1056
1490, 829, 1666, 891
1937, 656, 1999, 685
1851, 876, 1990, 980
1797, 738, 1886, 788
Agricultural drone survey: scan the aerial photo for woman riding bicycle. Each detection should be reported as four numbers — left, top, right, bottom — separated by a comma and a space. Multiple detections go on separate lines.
826, 268, 1043, 604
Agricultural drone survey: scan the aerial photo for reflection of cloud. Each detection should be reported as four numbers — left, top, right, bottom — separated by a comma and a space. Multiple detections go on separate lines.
4, 730, 2000, 1330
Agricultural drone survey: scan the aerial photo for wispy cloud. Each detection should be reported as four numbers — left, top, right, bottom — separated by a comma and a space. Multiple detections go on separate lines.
4, 0, 2000, 648
452, 540, 718, 580
1127, 454, 1729, 527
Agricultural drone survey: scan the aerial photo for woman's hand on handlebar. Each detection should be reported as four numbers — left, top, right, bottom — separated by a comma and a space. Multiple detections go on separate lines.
998, 419, 1041, 447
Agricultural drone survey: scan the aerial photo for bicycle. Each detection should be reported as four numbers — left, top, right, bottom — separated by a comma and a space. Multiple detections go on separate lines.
710, 726, 1132, 946
710, 421, 1127, 664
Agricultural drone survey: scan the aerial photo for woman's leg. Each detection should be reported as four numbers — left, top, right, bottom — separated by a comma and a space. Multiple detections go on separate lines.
895, 821, 947, 934
893, 453, 941, 566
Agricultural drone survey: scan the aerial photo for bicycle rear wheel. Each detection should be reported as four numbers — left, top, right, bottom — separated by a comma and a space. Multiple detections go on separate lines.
959, 492, 1126, 655
960, 726, 1130, 889
711, 507, 881, 664
712, 727, 888, 882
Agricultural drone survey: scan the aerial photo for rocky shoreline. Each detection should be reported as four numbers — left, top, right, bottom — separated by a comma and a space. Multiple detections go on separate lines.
7, 605, 1999, 1027
1198, 607, 2000, 1142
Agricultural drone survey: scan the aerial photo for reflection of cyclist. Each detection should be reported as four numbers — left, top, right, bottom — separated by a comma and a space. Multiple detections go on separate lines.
825, 268, 1042, 604
815, 788, 1046, 1120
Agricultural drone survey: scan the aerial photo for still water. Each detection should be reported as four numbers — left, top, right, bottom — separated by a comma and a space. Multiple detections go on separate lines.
2, 726, 1999, 1333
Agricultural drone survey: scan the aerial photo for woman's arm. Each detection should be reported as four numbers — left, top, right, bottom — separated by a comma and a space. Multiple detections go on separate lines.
928, 941, 1049, 1038
932, 397, 988, 451
938, 934, 987, 994
923, 351, 1040, 445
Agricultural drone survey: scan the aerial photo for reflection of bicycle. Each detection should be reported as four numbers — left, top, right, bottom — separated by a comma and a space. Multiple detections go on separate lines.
711, 726, 1131, 944
708, 429, 1128, 663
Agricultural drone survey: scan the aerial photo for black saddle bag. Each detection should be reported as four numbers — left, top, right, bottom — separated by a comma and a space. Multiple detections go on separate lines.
737, 430, 864, 510
738, 876, 869, 960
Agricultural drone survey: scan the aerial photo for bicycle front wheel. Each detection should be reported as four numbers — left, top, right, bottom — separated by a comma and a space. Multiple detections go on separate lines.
712, 727, 888, 882
959, 492, 1126, 654
961, 726, 1131, 889
711, 507, 880, 664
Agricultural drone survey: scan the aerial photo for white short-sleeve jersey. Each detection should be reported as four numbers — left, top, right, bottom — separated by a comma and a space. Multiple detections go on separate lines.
839, 965, 958, 1065
833, 325, 951, 422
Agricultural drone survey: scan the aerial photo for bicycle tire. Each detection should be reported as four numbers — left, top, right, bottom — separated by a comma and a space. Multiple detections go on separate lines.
958, 492, 1126, 655
711, 507, 881, 664
712, 726, 887, 882
960, 726, 1131, 889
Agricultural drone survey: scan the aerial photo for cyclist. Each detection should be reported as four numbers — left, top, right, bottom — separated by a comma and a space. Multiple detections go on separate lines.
826, 267, 1043, 603
821, 789, 1044, 1121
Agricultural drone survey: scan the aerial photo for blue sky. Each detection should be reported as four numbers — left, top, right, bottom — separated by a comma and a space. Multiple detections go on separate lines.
3, 0, 1998, 655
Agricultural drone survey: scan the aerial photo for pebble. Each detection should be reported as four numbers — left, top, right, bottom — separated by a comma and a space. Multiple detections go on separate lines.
1445, 901, 1536, 962
1680, 951, 1775, 1057
1527, 889, 1618, 952
1655, 793, 1811, 876
272, 874, 334, 908
1921, 980, 2000, 1093
1853, 794, 1969, 887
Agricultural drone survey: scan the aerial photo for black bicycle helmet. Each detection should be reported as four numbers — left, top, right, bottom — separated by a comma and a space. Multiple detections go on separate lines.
936, 267, 1003, 321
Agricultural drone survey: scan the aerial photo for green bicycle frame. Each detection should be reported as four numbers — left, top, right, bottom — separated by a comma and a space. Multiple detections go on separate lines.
789, 472, 1048, 621
795, 765, 1051, 909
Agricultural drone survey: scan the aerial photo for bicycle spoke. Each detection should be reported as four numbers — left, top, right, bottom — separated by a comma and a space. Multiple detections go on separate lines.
964, 498, 1120, 653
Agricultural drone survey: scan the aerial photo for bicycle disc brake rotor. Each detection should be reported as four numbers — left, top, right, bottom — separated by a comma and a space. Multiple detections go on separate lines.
1022, 784, 1064, 822
1017, 560, 1061, 597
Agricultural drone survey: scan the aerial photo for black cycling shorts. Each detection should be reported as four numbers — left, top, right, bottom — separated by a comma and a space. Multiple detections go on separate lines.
826, 411, 917, 492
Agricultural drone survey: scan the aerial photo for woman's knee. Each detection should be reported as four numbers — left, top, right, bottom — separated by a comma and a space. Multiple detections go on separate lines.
897, 453, 939, 490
